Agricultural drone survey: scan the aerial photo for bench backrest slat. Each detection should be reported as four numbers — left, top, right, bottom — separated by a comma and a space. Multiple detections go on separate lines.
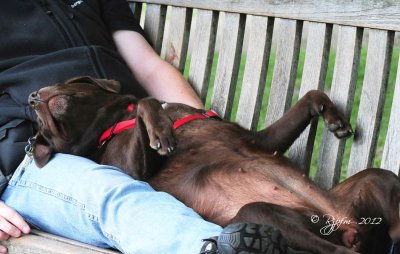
236, 15, 273, 130
288, 22, 332, 174
315, 26, 363, 189
187, 10, 218, 102
210, 13, 245, 118
265, 19, 303, 127
164, 7, 192, 72
382, 59, 400, 175
143, 4, 167, 54
134, 0, 400, 32
347, 30, 394, 176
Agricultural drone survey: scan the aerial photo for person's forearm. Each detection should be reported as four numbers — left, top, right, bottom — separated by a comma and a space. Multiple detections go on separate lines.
140, 60, 203, 109
112, 30, 204, 109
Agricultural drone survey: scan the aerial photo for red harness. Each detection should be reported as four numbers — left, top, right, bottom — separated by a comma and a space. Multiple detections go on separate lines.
98, 104, 220, 147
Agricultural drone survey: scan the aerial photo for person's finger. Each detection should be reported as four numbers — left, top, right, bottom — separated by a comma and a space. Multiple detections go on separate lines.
0, 230, 10, 241
0, 202, 30, 234
0, 244, 8, 254
0, 217, 21, 238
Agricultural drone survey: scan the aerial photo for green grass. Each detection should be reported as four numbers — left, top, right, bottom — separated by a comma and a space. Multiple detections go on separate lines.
183, 46, 399, 181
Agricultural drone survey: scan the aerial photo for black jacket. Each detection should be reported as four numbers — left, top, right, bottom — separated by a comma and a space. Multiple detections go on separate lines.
0, 0, 147, 186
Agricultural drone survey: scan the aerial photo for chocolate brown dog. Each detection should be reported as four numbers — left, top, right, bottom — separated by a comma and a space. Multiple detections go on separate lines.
28, 76, 400, 254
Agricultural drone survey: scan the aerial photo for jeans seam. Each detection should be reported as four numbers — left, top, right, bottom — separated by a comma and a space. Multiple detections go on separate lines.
15, 179, 100, 222
13, 180, 122, 245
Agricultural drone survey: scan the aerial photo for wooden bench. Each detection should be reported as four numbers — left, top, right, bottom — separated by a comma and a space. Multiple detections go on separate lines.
2, 0, 400, 252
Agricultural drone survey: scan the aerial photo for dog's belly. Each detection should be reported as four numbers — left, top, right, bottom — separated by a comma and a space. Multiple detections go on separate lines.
151, 156, 316, 225
149, 121, 347, 226
149, 130, 320, 226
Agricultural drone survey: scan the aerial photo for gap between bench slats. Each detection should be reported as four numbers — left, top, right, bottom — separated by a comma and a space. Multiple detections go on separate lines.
315, 26, 363, 189
288, 22, 332, 174
347, 29, 394, 177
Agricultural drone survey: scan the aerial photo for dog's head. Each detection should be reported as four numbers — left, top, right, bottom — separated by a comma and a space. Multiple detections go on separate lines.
29, 76, 133, 167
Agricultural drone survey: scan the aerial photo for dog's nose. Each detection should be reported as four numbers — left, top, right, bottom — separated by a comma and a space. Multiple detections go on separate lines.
28, 91, 40, 108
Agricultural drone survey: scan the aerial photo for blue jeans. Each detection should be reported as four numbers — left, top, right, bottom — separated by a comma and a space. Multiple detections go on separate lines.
1, 154, 222, 254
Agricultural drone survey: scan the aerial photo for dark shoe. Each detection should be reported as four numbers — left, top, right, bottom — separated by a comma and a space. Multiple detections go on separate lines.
200, 222, 288, 254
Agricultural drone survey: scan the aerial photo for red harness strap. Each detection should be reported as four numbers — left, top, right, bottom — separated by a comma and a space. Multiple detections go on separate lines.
173, 111, 219, 129
98, 108, 220, 147
98, 104, 136, 147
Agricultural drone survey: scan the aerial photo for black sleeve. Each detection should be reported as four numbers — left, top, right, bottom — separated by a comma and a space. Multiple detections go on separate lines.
99, 0, 145, 36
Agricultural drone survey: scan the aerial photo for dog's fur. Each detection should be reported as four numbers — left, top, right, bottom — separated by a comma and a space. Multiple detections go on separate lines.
29, 77, 400, 254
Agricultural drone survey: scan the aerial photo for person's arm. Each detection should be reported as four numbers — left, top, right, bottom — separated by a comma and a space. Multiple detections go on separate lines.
112, 30, 204, 109
0, 201, 30, 253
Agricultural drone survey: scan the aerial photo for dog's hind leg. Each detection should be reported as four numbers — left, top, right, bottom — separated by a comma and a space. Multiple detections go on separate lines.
255, 90, 353, 154
231, 202, 358, 254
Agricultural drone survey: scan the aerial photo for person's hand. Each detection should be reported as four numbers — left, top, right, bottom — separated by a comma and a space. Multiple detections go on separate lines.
0, 201, 30, 253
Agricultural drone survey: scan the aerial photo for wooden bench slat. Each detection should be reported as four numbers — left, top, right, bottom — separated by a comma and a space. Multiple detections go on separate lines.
188, 10, 219, 102
131, 0, 400, 32
129, 2, 142, 22
347, 29, 394, 177
288, 22, 332, 173
210, 12, 246, 118
381, 55, 400, 175
144, 4, 167, 54
315, 26, 363, 189
164, 6, 193, 71
264, 18, 303, 127
236, 15, 274, 130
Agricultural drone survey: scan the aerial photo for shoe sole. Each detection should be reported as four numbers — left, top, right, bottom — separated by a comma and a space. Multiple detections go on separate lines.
217, 223, 287, 254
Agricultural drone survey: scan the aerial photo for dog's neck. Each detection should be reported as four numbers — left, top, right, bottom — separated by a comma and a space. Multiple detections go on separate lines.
98, 104, 136, 148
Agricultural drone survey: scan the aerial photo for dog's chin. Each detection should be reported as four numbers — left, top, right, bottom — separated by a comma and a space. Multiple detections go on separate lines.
36, 109, 70, 144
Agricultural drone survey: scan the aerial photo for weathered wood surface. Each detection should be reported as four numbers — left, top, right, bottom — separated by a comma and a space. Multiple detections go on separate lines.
288, 22, 332, 173
236, 15, 273, 130
0, 230, 119, 254
210, 13, 245, 119
381, 56, 400, 175
347, 30, 394, 177
265, 18, 302, 127
164, 7, 192, 71
143, 4, 167, 54
315, 26, 363, 189
131, 0, 400, 31
188, 10, 219, 101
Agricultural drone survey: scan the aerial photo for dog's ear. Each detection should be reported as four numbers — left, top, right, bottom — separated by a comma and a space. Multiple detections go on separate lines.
65, 76, 121, 93
32, 135, 54, 168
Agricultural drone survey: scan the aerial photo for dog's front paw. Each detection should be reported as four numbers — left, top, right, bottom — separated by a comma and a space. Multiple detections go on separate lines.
147, 115, 176, 156
319, 105, 353, 139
